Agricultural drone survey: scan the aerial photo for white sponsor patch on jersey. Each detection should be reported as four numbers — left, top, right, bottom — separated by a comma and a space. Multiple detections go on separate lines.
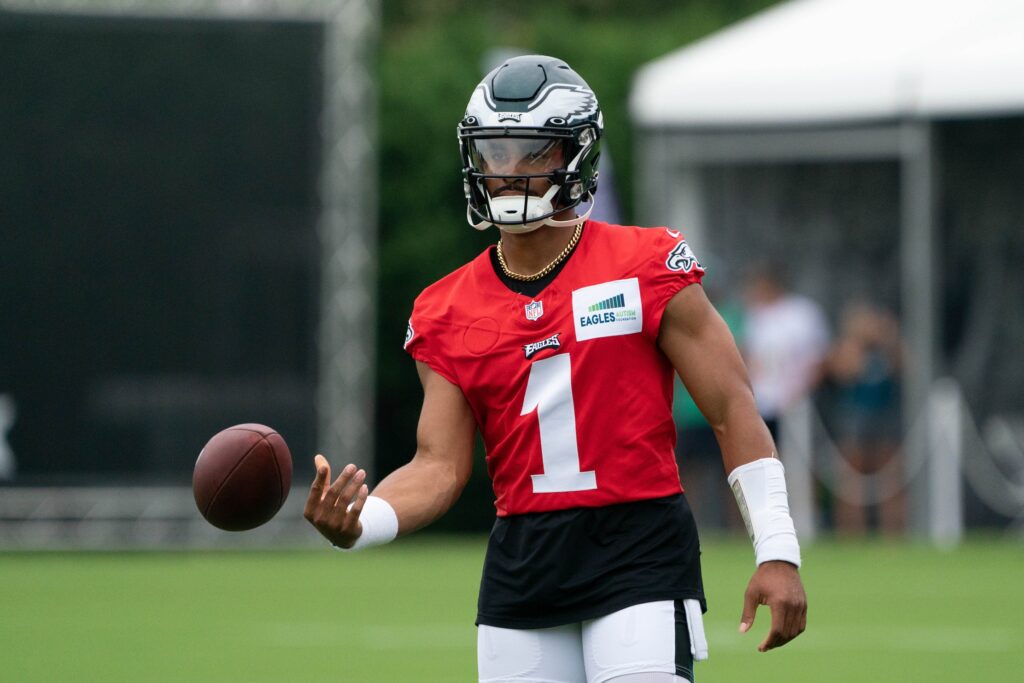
572, 278, 643, 341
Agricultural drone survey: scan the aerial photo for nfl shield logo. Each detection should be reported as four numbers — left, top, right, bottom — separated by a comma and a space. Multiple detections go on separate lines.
524, 300, 544, 321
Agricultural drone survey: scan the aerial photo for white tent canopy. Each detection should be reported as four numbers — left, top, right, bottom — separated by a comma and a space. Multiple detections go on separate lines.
627, 0, 1024, 544
631, 0, 1024, 127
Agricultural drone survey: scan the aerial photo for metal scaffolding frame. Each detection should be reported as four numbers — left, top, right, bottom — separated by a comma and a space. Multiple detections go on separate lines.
1, 0, 379, 547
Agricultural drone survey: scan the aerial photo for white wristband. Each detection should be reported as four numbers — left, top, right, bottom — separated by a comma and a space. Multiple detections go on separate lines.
333, 495, 399, 552
728, 457, 802, 568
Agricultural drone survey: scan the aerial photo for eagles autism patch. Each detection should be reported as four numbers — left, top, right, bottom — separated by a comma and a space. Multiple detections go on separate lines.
571, 278, 643, 341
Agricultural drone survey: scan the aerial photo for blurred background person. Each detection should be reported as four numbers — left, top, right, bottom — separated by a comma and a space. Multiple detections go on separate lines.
825, 302, 904, 536
742, 264, 831, 441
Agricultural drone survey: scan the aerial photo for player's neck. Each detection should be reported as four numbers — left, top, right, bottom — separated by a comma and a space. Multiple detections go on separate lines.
498, 213, 580, 277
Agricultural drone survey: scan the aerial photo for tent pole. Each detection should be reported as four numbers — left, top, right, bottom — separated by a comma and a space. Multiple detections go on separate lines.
900, 119, 943, 541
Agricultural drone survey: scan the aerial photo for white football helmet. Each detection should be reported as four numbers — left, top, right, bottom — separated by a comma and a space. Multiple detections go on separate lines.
459, 55, 603, 233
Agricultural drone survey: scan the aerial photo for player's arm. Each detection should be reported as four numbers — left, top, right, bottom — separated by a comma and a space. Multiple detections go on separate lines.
304, 361, 475, 550
657, 284, 807, 652
657, 284, 772, 473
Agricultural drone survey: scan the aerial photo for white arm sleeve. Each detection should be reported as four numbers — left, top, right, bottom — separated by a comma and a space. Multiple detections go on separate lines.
333, 495, 399, 552
728, 457, 802, 567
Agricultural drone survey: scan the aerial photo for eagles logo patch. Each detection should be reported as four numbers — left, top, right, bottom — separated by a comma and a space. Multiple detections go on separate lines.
523, 333, 561, 359
666, 240, 701, 273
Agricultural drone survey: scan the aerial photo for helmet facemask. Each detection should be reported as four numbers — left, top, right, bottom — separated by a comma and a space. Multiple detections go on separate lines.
461, 124, 599, 233
472, 137, 564, 229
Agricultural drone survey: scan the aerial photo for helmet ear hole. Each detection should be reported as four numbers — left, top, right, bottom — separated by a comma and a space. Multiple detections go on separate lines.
547, 117, 567, 127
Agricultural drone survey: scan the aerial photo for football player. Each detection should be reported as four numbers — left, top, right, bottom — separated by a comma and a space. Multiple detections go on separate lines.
305, 55, 807, 683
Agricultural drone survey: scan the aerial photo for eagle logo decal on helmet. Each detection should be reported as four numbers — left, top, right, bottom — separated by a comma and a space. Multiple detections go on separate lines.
467, 84, 598, 127
530, 84, 598, 124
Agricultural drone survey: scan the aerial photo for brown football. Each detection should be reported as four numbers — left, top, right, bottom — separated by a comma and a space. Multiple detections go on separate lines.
193, 424, 292, 531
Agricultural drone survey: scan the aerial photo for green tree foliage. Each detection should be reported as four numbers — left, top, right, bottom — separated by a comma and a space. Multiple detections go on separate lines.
375, 0, 780, 528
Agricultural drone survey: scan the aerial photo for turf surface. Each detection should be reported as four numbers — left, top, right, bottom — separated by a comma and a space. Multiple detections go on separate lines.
2, 536, 1022, 682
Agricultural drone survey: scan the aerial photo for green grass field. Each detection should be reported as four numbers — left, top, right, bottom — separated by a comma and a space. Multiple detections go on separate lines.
2, 537, 1022, 682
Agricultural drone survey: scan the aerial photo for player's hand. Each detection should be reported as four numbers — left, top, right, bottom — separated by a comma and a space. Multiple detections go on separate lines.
739, 560, 807, 652
303, 454, 369, 549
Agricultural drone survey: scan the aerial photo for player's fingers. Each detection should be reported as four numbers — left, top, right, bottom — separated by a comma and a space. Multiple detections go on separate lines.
739, 585, 759, 634
758, 600, 788, 652
339, 485, 370, 541
311, 455, 330, 493
323, 463, 356, 507
780, 604, 797, 645
329, 469, 366, 524
341, 469, 367, 508
349, 484, 370, 518
779, 584, 807, 645
786, 596, 807, 643
757, 614, 780, 652
303, 455, 331, 519
759, 630, 783, 652
788, 598, 806, 640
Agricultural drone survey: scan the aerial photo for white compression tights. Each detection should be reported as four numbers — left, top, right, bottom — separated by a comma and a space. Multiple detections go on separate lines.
478, 600, 704, 683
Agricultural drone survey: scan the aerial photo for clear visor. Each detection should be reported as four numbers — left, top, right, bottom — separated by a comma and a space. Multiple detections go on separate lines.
468, 137, 566, 176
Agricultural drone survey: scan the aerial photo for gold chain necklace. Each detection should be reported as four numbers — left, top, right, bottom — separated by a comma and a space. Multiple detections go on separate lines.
496, 222, 584, 282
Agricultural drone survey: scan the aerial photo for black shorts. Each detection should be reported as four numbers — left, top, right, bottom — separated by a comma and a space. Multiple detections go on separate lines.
476, 494, 706, 629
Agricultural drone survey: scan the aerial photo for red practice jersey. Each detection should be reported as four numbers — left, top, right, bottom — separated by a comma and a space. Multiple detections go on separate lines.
404, 220, 705, 516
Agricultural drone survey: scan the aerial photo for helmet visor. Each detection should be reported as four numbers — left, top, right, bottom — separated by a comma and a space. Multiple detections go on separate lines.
467, 137, 566, 176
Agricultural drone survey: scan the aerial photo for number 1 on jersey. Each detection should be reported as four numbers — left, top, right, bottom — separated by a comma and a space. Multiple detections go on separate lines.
521, 353, 597, 493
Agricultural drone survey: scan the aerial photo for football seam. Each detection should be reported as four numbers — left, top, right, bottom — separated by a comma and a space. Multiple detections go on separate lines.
203, 436, 268, 518
270, 437, 285, 506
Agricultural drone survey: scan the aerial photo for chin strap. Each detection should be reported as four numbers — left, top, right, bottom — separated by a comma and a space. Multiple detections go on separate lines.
467, 205, 491, 231
545, 200, 593, 228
